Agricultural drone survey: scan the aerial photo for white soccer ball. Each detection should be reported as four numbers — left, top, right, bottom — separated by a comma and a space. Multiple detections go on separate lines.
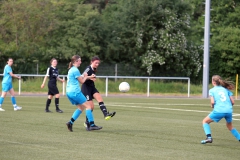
119, 82, 130, 92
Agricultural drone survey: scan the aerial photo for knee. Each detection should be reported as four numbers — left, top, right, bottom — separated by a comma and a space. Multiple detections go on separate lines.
202, 119, 208, 124
226, 124, 233, 131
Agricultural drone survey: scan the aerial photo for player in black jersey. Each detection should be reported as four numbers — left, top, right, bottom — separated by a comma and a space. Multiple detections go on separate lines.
41, 58, 65, 113
81, 56, 116, 130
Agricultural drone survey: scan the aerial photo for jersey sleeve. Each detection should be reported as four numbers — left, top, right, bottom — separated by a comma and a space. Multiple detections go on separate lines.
227, 89, 233, 96
83, 67, 91, 76
45, 68, 50, 76
209, 89, 213, 97
7, 65, 12, 73
74, 68, 81, 79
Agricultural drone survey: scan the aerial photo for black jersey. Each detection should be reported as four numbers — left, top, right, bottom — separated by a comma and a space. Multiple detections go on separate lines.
83, 66, 95, 87
46, 66, 59, 85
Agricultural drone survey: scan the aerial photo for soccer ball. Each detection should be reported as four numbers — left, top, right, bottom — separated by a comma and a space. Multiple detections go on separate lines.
119, 82, 130, 92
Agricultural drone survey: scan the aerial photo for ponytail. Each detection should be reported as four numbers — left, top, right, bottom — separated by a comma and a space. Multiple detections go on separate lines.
68, 55, 81, 69
68, 62, 73, 69
212, 75, 235, 90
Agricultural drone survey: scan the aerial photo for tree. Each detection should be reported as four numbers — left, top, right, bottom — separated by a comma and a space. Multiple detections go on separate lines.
102, 0, 201, 77
181, 0, 240, 82
0, 0, 56, 73
45, 2, 105, 61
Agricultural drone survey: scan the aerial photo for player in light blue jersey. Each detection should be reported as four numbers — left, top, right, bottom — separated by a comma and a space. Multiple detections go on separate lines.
65, 55, 102, 132
201, 75, 240, 144
0, 58, 22, 111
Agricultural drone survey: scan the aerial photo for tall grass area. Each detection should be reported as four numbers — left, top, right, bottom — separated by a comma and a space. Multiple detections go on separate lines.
0, 77, 225, 95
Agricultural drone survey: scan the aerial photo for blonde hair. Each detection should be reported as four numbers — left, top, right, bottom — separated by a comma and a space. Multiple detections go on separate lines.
68, 55, 80, 69
212, 75, 235, 90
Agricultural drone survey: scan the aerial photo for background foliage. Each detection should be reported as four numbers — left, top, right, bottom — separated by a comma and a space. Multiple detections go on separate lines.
0, 0, 240, 83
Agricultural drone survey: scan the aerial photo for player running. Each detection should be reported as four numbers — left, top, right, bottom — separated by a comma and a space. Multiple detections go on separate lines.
41, 58, 65, 113
0, 58, 22, 111
201, 75, 240, 144
81, 56, 116, 130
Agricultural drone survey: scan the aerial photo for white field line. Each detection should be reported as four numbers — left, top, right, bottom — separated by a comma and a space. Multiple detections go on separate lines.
5, 99, 240, 121
109, 103, 240, 121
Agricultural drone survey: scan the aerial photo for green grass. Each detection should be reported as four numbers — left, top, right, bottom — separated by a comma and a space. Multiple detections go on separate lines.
0, 96, 240, 160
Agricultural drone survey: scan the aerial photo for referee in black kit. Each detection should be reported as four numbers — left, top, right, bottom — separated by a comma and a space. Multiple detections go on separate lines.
41, 58, 65, 113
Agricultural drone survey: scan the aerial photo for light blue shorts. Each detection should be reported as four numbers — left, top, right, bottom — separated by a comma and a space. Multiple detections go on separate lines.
66, 92, 87, 105
209, 111, 232, 123
2, 83, 13, 92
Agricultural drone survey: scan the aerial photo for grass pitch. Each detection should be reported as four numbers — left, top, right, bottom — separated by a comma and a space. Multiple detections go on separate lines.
0, 96, 240, 160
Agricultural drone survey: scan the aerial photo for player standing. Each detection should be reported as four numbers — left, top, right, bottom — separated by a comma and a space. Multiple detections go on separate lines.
81, 56, 116, 130
65, 55, 102, 132
0, 58, 22, 111
201, 75, 240, 144
41, 58, 65, 113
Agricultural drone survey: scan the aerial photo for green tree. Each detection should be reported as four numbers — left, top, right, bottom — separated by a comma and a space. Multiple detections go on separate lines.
188, 0, 240, 81
102, 0, 201, 77
45, 2, 105, 61
0, 0, 56, 73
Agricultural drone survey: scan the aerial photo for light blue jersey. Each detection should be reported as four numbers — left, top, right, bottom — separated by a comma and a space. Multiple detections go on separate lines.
209, 86, 233, 113
2, 65, 12, 84
66, 66, 87, 105
66, 66, 81, 93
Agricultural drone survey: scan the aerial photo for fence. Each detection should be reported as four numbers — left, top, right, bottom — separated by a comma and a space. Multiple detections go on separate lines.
0, 74, 191, 97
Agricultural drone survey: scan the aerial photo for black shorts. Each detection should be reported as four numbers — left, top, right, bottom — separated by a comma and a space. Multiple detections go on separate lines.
81, 84, 99, 101
48, 83, 59, 95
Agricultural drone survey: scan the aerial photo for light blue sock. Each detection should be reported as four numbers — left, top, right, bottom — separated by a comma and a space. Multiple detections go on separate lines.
0, 97, 4, 106
203, 123, 211, 136
86, 109, 94, 126
71, 109, 82, 124
230, 128, 240, 141
11, 96, 17, 107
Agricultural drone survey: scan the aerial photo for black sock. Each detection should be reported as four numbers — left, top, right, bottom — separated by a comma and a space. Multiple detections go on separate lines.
55, 98, 59, 110
46, 99, 51, 110
207, 134, 212, 138
89, 121, 95, 127
99, 102, 107, 116
70, 118, 75, 124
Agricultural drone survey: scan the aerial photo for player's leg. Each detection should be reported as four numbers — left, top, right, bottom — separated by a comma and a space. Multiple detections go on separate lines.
201, 114, 214, 144
55, 93, 63, 113
84, 100, 94, 130
45, 94, 53, 112
0, 83, 12, 111
66, 105, 84, 132
0, 88, 8, 111
9, 87, 22, 111
93, 92, 116, 120
82, 101, 102, 131
81, 85, 94, 126
225, 113, 240, 141
66, 92, 101, 132
66, 92, 84, 132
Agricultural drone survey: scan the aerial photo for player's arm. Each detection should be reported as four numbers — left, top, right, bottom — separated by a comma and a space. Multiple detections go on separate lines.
57, 76, 65, 83
230, 96, 234, 106
82, 67, 96, 81
41, 68, 49, 88
78, 73, 95, 84
210, 96, 215, 108
88, 74, 97, 81
9, 72, 21, 79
